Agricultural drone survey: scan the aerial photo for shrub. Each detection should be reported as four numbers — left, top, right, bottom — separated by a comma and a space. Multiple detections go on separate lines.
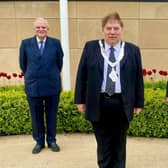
0, 83, 168, 137
0, 88, 93, 135
0, 90, 31, 135
57, 91, 92, 133
144, 80, 166, 90
128, 88, 168, 137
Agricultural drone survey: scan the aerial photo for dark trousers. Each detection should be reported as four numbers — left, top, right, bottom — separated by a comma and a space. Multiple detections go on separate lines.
92, 94, 129, 168
27, 95, 59, 145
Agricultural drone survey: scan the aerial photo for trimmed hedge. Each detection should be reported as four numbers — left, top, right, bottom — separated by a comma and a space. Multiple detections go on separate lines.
0, 88, 93, 135
0, 90, 31, 135
128, 88, 168, 137
0, 83, 168, 137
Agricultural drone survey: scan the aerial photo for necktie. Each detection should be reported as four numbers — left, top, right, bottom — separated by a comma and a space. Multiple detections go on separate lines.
105, 47, 116, 96
39, 41, 44, 56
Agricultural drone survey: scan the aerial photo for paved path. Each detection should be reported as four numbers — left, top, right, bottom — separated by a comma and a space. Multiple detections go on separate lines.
0, 134, 168, 168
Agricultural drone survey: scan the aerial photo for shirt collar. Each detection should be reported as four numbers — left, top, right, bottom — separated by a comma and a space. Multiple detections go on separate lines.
104, 40, 122, 53
36, 36, 47, 44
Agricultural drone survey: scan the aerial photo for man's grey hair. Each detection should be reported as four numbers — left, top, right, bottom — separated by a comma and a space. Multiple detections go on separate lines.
33, 17, 49, 28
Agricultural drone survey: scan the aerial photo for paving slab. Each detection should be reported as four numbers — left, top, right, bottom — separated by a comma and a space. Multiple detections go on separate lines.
0, 134, 168, 168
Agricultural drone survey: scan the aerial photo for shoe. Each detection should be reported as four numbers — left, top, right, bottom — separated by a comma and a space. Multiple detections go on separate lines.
48, 142, 60, 152
32, 144, 45, 154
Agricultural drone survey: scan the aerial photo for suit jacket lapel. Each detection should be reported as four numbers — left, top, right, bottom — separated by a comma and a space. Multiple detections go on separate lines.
31, 36, 40, 56
97, 39, 104, 75
42, 36, 50, 57
120, 42, 128, 68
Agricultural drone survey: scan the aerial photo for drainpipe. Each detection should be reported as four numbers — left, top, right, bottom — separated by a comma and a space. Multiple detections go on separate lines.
59, 0, 71, 90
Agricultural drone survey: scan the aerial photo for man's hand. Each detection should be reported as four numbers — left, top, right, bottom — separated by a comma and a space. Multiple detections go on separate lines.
77, 104, 86, 113
134, 108, 142, 115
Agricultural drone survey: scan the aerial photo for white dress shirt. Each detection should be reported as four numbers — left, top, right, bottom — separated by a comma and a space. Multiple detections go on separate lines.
101, 40, 122, 93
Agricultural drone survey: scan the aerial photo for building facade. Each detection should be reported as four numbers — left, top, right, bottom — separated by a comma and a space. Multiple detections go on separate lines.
0, 1, 168, 88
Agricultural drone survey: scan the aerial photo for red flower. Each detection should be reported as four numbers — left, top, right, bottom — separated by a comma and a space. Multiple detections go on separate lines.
18, 74, 23, 78
159, 70, 163, 75
142, 69, 147, 76
163, 71, 168, 76
6, 75, 11, 80
19, 72, 24, 77
147, 70, 152, 76
12, 73, 17, 78
152, 69, 157, 73
1, 72, 7, 77
158, 70, 167, 76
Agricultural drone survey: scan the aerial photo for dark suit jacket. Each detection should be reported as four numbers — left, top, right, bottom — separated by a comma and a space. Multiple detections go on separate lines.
75, 40, 144, 122
19, 36, 63, 97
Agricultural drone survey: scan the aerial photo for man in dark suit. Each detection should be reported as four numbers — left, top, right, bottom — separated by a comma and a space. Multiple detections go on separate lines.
75, 12, 144, 168
19, 17, 63, 154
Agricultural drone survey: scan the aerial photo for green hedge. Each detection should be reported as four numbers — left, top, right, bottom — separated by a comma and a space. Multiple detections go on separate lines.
128, 88, 168, 137
144, 80, 166, 90
0, 82, 168, 137
0, 89, 93, 135
0, 90, 31, 135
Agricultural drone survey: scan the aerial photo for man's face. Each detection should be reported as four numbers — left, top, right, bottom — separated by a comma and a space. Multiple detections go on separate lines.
102, 20, 123, 46
34, 19, 49, 40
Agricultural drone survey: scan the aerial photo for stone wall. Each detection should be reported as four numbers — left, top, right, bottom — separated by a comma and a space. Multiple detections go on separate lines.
0, 1, 168, 88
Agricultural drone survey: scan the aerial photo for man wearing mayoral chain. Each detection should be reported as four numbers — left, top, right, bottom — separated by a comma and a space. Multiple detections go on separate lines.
75, 12, 144, 168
